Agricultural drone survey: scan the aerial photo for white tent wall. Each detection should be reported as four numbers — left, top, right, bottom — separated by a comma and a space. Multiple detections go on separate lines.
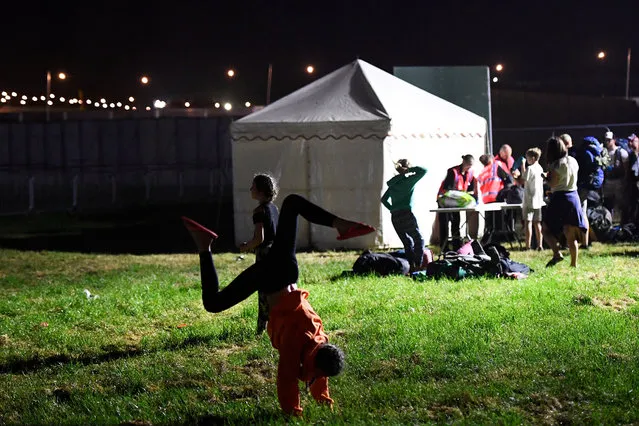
232, 136, 384, 250
381, 135, 486, 247
307, 136, 383, 249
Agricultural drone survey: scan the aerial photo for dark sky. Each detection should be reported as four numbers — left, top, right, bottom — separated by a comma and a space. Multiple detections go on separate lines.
1, 0, 637, 106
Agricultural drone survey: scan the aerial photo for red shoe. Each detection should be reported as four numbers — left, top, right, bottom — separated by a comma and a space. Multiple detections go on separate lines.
337, 223, 375, 240
181, 216, 218, 239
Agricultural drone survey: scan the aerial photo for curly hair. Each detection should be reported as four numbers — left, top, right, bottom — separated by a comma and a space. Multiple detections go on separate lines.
314, 343, 345, 377
252, 174, 278, 202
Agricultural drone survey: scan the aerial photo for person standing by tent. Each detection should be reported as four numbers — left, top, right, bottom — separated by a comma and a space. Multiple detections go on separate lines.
437, 155, 479, 250
542, 137, 587, 268
239, 173, 279, 335
181, 194, 375, 416
381, 159, 427, 272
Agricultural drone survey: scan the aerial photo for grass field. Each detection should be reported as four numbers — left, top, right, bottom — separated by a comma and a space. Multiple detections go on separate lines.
1, 243, 639, 425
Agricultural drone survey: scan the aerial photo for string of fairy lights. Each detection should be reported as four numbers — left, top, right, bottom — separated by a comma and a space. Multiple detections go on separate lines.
0, 90, 253, 111
0, 66, 320, 112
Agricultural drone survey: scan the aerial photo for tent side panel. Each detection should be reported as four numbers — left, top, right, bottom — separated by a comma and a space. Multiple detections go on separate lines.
307, 137, 384, 250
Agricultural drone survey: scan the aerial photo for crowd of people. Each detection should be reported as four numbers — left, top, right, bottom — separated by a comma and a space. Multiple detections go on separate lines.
431, 131, 639, 268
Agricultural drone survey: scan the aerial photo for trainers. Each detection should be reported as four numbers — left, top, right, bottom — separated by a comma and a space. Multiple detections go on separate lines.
545, 256, 564, 268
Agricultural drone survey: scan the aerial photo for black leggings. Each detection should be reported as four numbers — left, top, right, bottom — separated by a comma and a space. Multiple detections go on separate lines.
199, 194, 337, 313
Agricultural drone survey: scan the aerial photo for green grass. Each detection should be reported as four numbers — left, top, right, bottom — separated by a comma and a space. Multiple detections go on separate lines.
1, 244, 639, 425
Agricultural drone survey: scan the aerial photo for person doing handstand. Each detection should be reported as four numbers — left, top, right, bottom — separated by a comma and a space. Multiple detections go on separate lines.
182, 194, 375, 416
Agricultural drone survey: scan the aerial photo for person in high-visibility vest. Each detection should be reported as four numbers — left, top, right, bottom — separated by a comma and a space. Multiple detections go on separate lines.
477, 154, 512, 204
437, 155, 479, 250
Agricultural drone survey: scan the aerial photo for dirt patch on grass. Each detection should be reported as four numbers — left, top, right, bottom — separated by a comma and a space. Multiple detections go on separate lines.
592, 296, 636, 311
522, 392, 577, 425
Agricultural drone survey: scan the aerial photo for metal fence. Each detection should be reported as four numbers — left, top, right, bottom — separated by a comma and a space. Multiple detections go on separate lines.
0, 114, 235, 215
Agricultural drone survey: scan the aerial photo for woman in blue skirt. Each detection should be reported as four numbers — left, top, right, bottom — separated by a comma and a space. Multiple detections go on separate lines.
542, 136, 588, 267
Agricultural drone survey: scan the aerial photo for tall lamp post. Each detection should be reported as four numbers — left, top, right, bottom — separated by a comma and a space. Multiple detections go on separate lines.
597, 49, 632, 99
626, 48, 632, 100
45, 71, 66, 121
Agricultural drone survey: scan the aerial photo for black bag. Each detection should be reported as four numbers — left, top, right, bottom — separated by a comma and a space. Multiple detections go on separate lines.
425, 252, 494, 280
506, 185, 524, 204
352, 251, 409, 276
587, 206, 612, 240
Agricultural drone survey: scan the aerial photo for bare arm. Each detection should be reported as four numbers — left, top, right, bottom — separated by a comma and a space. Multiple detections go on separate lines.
240, 222, 265, 252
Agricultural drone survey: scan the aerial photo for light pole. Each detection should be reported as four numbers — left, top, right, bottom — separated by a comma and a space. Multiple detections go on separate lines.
597, 49, 632, 99
46, 71, 66, 121
266, 64, 273, 105
626, 48, 632, 99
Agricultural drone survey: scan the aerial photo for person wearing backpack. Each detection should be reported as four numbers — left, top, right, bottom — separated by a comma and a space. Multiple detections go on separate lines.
381, 159, 427, 272
576, 136, 607, 247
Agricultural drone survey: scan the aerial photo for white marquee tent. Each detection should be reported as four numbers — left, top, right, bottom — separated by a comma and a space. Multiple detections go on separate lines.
231, 59, 487, 250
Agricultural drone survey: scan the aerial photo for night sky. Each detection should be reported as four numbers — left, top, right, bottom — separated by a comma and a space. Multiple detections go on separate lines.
1, 1, 637, 106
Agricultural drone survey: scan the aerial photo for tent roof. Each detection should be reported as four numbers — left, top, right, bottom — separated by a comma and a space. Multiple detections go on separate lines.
232, 59, 487, 140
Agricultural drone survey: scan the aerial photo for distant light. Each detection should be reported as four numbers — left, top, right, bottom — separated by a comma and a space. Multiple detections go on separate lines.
95, 103, 101, 108
244, 101, 251, 107
1, 91, 6, 96
214, 102, 220, 108
495, 64, 504, 72
597, 51, 606, 59
124, 105, 130, 110
128, 96, 134, 102
102, 104, 108, 109
226, 69, 235, 78
306, 65, 314, 74
132, 106, 137, 111
21, 95, 27, 100
59, 97, 65, 102
0, 98, 5, 103
153, 99, 166, 109
58, 72, 67, 80
11, 92, 17, 97
492, 77, 499, 83
47, 100, 53, 105
40, 96, 46, 101
184, 101, 191, 108
32, 96, 38, 101
140, 76, 149, 84
87, 99, 92, 104
78, 100, 83, 104
116, 102, 122, 107
145, 106, 151, 111
49, 93, 55, 98
109, 103, 115, 108
20, 100, 26, 105
100, 98, 106, 104
223, 102, 232, 111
